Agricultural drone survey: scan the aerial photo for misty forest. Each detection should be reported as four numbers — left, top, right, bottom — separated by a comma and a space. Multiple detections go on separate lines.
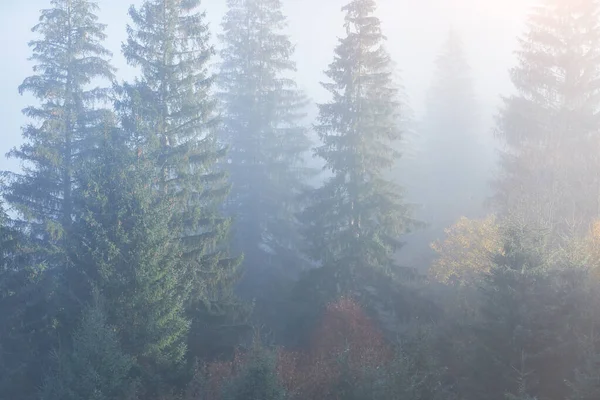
3, 0, 600, 399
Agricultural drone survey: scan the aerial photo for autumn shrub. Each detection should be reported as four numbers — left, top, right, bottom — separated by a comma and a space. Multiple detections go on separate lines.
430, 214, 503, 286
274, 296, 393, 400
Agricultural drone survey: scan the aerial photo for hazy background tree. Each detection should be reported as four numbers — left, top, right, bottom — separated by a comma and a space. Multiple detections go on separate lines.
493, 0, 600, 243
217, 0, 313, 332
397, 29, 492, 270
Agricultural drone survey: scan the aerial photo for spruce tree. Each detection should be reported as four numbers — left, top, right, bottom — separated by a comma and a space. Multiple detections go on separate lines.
217, 0, 313, 331
40, 298, 137, 400
3, 0, 115, 264
71, 119, 190, 394
1, 2, 114, 397
301, 0, 413, 276
120, 0, 247, 361
494, 0, 600, 241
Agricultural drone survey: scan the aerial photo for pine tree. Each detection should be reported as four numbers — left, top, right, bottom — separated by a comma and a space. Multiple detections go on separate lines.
40, 297, 137, 400
494, 0, 600, 241
217, 0, 313, 332
120, 0, 247, 361
300, 0, 414, 276
71, 119, 190, 394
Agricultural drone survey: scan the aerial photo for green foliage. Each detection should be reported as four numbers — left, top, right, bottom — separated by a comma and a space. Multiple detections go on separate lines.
217, 0, 313, 331
467, 222, 583, 400
300, 0, 415, 276
4, 0, 115, 257
222, 343, 287, 400
72, 119, 190, 394
40, 298, 137, 400
119, 0, 247, 361
0, 2, 115, 398
0, 199, 50, 400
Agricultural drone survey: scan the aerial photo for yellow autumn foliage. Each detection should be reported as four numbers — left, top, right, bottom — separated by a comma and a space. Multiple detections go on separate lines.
573, 220, 600, 280
429, 215, 503, 286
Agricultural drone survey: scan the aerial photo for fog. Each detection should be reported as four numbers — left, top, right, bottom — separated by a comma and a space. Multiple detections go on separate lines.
8, 1, 600, 400
1, 0, 533, 171
0, 0, 536, 268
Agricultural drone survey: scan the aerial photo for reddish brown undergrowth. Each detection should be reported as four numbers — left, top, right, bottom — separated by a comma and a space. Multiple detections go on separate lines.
187, 297, 391, 400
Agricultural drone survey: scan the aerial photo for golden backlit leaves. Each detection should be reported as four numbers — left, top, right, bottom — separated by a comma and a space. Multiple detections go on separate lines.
429, 215, 503, 286
573, 220, 600, 280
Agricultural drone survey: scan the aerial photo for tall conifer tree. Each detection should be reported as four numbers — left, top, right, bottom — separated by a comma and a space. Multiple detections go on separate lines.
1, 2, 115, 397
301, 0, 413, 276
397, 30, 489, 268
4, 0, 115, 263
120, 0, 246, 361
217, 0, 313, 326
494, 0, 600, 241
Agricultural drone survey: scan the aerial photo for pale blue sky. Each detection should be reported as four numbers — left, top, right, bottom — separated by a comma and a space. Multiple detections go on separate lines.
0, 0, 534, 174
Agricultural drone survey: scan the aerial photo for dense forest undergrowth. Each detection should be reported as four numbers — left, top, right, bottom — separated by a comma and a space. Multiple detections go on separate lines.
2, 0, 600, 399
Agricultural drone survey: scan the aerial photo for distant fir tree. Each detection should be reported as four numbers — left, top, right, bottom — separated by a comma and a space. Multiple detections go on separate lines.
1, 2, 114, 398
494, 0, 600, 241
300, 0, 414, 277
398, 29, 489, 268
71, 119, 190, 395
217, 0, 313, 331
423, 30, 487, 222
120, 0, 247, 361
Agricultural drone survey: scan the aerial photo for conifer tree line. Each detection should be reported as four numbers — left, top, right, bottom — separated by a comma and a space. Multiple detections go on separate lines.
3, 0, 600, 400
